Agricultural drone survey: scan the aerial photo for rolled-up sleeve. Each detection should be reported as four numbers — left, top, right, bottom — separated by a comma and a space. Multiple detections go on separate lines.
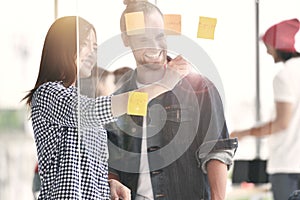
194, 77, 238, 173
197, 138, 238, 174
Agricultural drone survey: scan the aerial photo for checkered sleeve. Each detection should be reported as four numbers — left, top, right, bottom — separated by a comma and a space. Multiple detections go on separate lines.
35, 82, 116, 128
80, 95, 117, 127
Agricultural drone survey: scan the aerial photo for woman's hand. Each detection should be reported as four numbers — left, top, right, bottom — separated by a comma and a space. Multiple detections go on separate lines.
109, 179, 131, 200
167, 55, 191, 78
160, 55, 191, 89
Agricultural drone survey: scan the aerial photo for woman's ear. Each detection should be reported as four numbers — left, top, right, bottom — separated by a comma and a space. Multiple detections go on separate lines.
121, 32, 130, 47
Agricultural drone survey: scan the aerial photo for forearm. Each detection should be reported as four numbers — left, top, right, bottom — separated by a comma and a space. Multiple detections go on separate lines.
110, 82, 169, 117
136, 82, 169, 101
232, 102, 292, 139
249, 122, 273, 137
237, 121, 279, 138
207, 159, 227, 200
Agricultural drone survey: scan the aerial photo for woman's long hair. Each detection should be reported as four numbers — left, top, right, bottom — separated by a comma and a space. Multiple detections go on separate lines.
22, 16, 95, 106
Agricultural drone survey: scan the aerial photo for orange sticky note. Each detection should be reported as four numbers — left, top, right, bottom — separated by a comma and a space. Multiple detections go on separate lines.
197, 16, 217, 39
164, 14, 181, 35
125, 11, 145, 35
127, 91, 148, 116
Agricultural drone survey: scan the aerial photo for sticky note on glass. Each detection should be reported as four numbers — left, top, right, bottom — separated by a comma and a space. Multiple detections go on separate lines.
127, 91, 148, 116
197, 16, 217, 39
125, 11, 145, 35
164, 14, 181, 35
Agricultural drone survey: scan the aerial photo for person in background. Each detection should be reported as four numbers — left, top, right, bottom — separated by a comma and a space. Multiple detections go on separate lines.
32, 163, 40, 200
80, 66, 106, 97
23, 16, 188, 200
106, 1, 237, 199
95, 67, 116, 96
113, 67, 134, 91
231, 18, 300, 200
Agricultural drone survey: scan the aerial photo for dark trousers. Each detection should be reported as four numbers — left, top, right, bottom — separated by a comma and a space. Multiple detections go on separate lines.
270, 173, 300, 200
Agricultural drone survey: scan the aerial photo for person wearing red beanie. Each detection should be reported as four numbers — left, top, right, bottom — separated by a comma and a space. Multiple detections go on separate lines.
262, 18, 300, 53
231, 18, 300, 200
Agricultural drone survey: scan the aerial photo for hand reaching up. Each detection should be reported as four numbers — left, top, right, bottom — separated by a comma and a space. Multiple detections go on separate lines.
159, 55, 191, 90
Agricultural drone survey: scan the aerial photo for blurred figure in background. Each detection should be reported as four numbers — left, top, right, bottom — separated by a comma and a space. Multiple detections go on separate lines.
80, 66, 103, 97
32, 163, 40, 200
231, 18, 300, 200
96, 67, 116, 96
113, 67, 134, 91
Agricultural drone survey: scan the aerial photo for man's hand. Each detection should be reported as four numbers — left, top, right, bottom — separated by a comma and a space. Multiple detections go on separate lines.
109, 179, 131, 200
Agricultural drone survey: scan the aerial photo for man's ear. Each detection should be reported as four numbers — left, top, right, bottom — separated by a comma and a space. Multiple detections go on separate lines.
121, 32, 130, 47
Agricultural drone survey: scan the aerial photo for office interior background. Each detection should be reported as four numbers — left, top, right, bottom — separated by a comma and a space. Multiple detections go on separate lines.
0, 0, 300, 199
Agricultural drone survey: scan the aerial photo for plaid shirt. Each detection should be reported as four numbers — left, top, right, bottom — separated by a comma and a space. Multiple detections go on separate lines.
31, 81, 116, 199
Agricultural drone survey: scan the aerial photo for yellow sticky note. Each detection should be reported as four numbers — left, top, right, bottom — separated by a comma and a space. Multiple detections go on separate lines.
164, 14, 181, 35
197, 16, 217, 39
125, 11, 145, 35
127, 91, 148, 116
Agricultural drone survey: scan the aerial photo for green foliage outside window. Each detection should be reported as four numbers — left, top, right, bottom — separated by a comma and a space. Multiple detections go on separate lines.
0, 109, 26, 133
